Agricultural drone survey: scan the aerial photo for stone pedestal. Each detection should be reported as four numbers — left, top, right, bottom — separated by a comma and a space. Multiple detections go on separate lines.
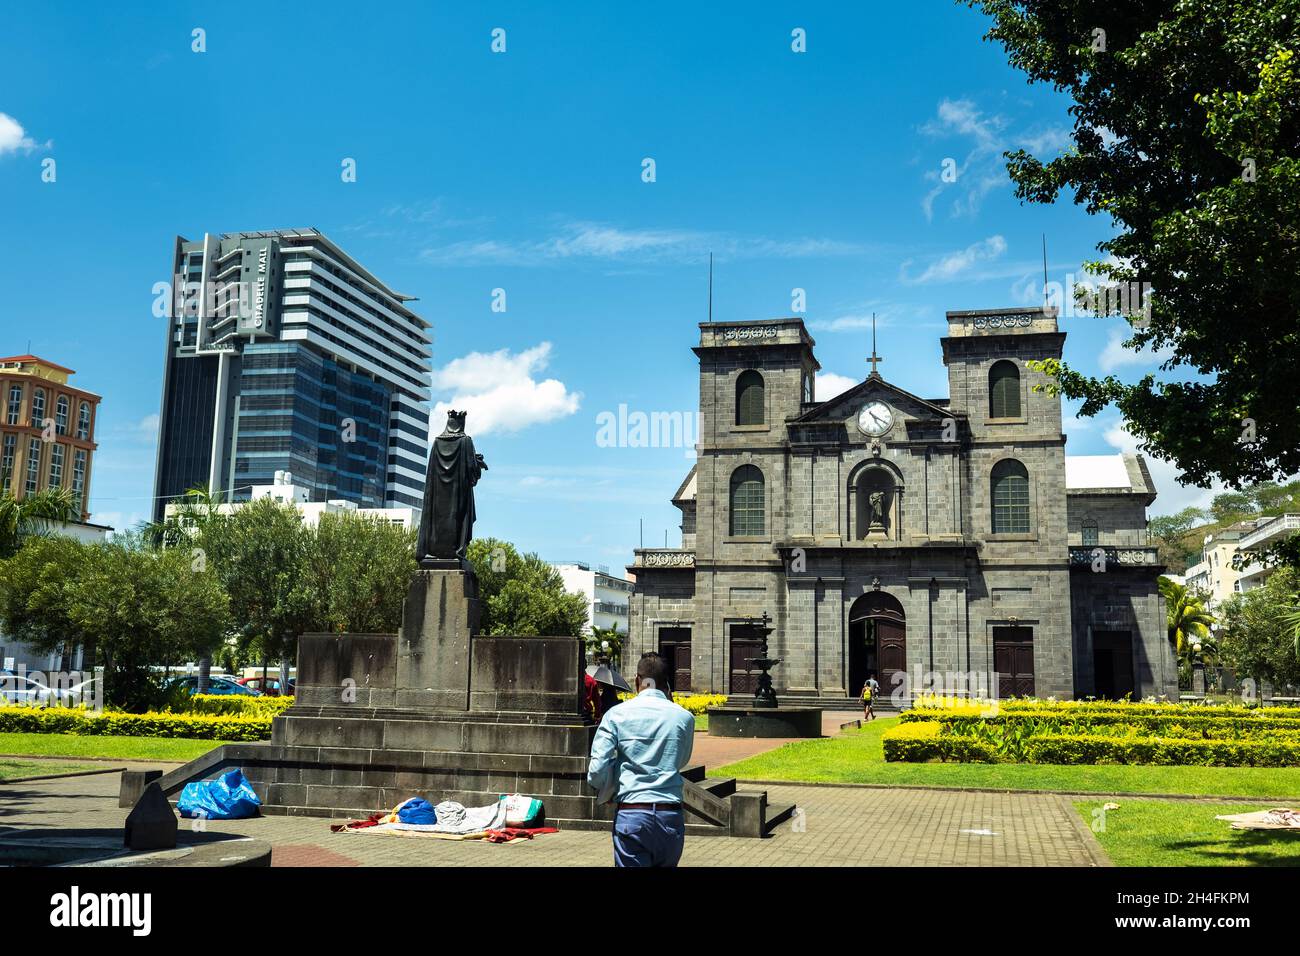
396, 569, 479, 710
142, 567, 791, 836
190, 567, 609, 824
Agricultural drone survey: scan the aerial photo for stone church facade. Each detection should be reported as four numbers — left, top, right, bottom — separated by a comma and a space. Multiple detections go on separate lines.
626, 307, 1179, 703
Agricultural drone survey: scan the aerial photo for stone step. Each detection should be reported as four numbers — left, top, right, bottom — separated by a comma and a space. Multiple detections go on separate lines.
700, 776, 736, 798
764, 802, 798, 832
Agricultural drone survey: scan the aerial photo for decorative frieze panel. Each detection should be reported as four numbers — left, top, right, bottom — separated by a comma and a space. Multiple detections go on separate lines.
966, 313, 1035, 330
722, 327, 779, 341
635, 549, 696, 568
1068, 546, 1160, 567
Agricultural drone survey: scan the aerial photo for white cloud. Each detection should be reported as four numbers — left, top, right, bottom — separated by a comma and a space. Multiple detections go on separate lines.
0, 113, 47, 155
1098, 328, 1175, 373
918, 98, 1070, 221
810, 313, 877, 332
900, 235, 1007, 285
815, 371, 858, 400
420, 221, 871, 267
1102, 420, 1224, 514
430, 342, 581, 437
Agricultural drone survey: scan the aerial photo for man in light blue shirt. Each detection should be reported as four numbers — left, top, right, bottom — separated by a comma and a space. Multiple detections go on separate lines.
587, 652, 695, 867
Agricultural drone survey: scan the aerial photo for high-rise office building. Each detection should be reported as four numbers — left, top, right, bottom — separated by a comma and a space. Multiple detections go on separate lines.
151, 229, 432, 521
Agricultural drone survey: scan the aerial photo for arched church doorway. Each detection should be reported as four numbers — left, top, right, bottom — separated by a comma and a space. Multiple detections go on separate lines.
848, 591, 906, 701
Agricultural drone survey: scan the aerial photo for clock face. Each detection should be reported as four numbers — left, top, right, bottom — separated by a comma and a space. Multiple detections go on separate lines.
857, 400, 893, 437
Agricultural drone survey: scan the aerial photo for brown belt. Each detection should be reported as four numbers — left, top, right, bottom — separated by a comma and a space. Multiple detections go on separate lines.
618, 802, 682, 811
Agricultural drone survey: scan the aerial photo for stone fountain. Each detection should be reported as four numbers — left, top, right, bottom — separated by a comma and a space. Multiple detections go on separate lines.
706, 612, 822, 738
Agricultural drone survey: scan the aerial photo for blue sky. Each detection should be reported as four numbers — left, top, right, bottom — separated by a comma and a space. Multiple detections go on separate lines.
0, 1, 1208, 567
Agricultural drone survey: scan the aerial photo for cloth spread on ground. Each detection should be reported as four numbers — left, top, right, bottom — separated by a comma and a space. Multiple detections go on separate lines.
501, 794, 544, 827
1215, 807, 1300, 830
330, 798, 508, 836
483, 826, 560, 844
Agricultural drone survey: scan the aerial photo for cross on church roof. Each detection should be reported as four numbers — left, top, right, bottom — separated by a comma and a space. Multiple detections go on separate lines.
867, 313, 883, 378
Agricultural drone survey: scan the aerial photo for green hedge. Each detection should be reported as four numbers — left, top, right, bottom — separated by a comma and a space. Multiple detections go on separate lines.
180, 694, 295, 717
0, 707, 271, 741
903, 711, 1300, 740
882, 721, 1300, 767
907, 699, 1300, 722
1022, 733, 1300, 768
881, 721, 998, 763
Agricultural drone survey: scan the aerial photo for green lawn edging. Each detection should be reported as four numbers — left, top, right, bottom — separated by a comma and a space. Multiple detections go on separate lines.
714, 718, 1300, 799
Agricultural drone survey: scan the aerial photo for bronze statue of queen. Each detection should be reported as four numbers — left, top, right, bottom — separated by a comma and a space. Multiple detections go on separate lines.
415, 409, 487, 564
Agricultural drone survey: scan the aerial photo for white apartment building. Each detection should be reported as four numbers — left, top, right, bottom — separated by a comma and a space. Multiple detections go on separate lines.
1184, 515, 1300, 605
553, 562, 633, 636
1235, 513, 1300, 593
163, 470, 417, 528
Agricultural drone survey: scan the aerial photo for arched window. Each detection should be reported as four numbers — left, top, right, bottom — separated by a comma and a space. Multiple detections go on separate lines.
76, 401, 91, 440
31, 388, 46, 427
55, 396, 69, 435
989, 360, 1021, 418
802, 373, 813, 404
735, 370, 765, 426
991, 459, 1030, 534
729, 464, 765, 536
1081, 517, 1098, 546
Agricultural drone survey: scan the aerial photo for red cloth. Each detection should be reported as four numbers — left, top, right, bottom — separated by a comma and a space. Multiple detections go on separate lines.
483, 826, 560, 844
330, 813, 385, 833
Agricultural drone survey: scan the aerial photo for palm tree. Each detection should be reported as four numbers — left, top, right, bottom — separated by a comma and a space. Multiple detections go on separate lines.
1159, 576, 1215, 659
1283, 604, 1300, 661
0, 482, 79, 560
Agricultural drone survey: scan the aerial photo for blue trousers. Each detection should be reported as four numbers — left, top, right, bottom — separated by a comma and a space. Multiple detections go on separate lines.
613, 807, 685, 867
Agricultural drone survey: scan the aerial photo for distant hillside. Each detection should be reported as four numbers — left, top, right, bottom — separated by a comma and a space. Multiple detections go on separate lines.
1148, 480, 1300, 574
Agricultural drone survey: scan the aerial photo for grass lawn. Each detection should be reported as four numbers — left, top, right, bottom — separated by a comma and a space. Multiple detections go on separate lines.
0, 758, 104, 781
0, 733, 228, 763
1076, 799, 1300, 866
695, 714, 708, 732
714, 717, 1300, 799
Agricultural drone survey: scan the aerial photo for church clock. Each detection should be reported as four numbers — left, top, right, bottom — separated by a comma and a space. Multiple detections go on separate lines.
856, 400, 893, 437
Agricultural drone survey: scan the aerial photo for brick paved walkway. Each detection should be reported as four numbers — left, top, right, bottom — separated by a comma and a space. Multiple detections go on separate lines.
0, 768, 1108, 867
690, 710, 863, 766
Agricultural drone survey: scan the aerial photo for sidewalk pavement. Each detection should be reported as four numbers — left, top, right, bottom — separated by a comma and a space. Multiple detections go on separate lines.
0, 766, 1108, 867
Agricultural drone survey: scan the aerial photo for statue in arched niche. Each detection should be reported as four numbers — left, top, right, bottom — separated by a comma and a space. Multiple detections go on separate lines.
868, 491, 886, 532
856, 468, 898, 540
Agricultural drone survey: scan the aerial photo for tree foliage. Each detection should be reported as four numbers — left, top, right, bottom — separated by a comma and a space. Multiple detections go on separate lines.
0, 533, 230, 709
1158, 576, 1215, 661
1218, 567, 1300, 687
1148, 506, 1208, 571
0, 485, 79, 560
296, 512, 416, 634
968, 0, 1300, 487
467, 537, 589, 636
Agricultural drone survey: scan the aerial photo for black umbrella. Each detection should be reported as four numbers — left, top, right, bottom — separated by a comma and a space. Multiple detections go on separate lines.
585, 662, 633, 692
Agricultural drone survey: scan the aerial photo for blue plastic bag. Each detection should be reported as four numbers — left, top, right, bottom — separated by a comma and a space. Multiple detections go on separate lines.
395, 797, 437, 825
177, 768, 262, 820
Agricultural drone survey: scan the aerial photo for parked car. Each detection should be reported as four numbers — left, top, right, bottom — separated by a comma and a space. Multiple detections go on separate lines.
236, 676, 282, 696
167, 675, 263, 697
